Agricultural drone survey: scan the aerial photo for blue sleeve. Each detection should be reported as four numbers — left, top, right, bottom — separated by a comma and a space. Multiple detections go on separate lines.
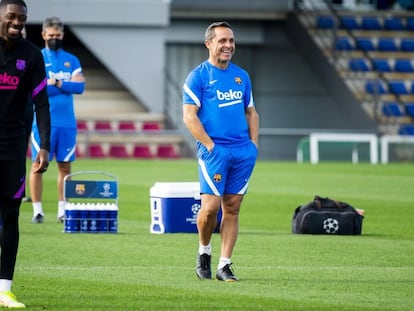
60, 80, 85, 94
183, 69, 202, 106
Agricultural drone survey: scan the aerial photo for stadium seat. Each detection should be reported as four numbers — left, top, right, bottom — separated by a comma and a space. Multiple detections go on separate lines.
407, 17, 414, 31
372, 58, 392, 72
398, 124, 414, 135
349, 58, 371, 71
340, 16, 360, 30
365, 80, 388, 95
87, 144, 106, 158
94, 120, 112, 131
316, 15, 335, 29
118, 121, 137, 132
133, 145, 153, 159
381, 102, 405, 117
76, 146, 83, 158
400, 38, 414, 52
156, 145, 180, 159
335, 37, 355, 51
384, 17, 405, 31
356, 37, 376, 51
388, 80, 411, 95
142, 122, 161, 131
404, 102, 414, 117
109, 144, 129, 158
361, 16, 382, 30
377, 38, 398, 52
394, 59, 414, 73
77, 120, 88, 132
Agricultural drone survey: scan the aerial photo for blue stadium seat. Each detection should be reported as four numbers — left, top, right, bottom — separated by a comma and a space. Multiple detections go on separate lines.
372, 58, 392, 72
388, 80, 410, 95
335, 37, 355, 51
349, 58, 371, 71
398, 124, 414, 135
381, 102, 405, 116
400, 38, 414, 52
378, 38, 398, 51
404, 102, 414, 117
316, 15, 335, 29
406, 17, 414, 31
384, 17, 406, 30
365, 80, 388, 94
356, 37, 375, 51
361, 16, 382, 30
340, 16, 360, 30
394, 59, 414, 72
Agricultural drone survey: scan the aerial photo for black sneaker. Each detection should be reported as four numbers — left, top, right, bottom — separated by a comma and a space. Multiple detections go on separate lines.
216, 263, 238, 282
196, 253, 211, 279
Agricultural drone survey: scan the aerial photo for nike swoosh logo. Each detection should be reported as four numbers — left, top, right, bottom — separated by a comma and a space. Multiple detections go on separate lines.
45, 63, 53, 67
209, 80, 218, 85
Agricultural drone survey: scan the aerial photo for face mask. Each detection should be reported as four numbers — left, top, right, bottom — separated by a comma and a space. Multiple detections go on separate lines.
47, 38, 63, 51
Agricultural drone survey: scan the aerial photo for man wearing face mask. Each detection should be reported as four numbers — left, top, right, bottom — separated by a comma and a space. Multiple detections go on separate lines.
30, 16, 85, 224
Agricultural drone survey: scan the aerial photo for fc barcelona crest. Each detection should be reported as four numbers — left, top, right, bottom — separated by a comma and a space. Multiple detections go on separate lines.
75, 183, 86, 195
235, 77, 242, 84
213, 173, 222, 183
16, 59, 26, 70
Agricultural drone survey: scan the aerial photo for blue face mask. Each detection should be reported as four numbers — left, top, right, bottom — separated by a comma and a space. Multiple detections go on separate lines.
47, 38, 63, 50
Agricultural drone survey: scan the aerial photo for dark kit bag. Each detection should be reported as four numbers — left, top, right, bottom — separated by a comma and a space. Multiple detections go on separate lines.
292, 196, 364, 235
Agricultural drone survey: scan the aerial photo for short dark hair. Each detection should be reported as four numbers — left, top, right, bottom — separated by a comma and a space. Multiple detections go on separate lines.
0, 0, 27, 8
205, 21, 232, 42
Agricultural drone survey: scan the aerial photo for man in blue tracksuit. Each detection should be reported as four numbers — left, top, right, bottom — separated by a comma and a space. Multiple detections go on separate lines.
30, 16, 85, 223
183, 22, 259, 282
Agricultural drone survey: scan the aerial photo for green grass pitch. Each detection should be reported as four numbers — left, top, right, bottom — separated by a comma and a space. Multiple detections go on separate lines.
13, 159, 414, 310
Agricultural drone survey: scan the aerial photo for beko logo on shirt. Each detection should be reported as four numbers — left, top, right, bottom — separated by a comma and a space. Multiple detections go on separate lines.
48, 70, 71, 80
216, 89, 243, 101
0, 72, 19, 87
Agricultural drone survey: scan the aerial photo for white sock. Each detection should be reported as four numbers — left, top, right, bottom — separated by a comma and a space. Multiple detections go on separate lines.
32, 202, 43, 217
218, 257, 231, 270
198, 242, 211, 255
0, 279, 12, 292
58, 201, 66, 217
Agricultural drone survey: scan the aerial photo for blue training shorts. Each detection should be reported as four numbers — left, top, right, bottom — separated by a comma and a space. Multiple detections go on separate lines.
31, 126, 76, 162
197, 141, 258, 196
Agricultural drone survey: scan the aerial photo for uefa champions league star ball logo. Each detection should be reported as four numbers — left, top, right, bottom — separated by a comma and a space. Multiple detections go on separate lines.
191, 203, 201, 215
323, 218, 339, 234
186, 203, 201, 225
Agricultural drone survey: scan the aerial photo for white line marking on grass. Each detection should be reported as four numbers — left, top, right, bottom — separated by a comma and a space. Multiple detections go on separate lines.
18, 266, 414, 271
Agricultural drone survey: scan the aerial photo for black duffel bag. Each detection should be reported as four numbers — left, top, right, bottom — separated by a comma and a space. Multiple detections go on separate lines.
292, 195, 364, 235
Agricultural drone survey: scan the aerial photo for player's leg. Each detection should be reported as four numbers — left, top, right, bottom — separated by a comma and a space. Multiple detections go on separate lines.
0, 161, 26, 308
195, 144, 229, 279
55, 127, 76, 221
56, 161, 71, 221
216, 142, 258, 281
29, 129, 48, 223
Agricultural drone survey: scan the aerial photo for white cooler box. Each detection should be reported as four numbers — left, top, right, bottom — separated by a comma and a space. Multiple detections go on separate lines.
149, 182, 221, 234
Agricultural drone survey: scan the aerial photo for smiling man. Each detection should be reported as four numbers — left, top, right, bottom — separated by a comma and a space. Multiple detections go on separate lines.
183, 21, 259, 282
0, 0, 51, 307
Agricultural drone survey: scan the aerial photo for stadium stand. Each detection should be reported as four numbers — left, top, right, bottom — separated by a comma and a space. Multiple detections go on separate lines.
301, 4, 414, 137
72, 67, 184, 158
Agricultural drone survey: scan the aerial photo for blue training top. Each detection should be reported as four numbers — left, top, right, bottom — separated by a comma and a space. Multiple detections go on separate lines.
33, 48, 85, 129
183, 61, 254, 146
